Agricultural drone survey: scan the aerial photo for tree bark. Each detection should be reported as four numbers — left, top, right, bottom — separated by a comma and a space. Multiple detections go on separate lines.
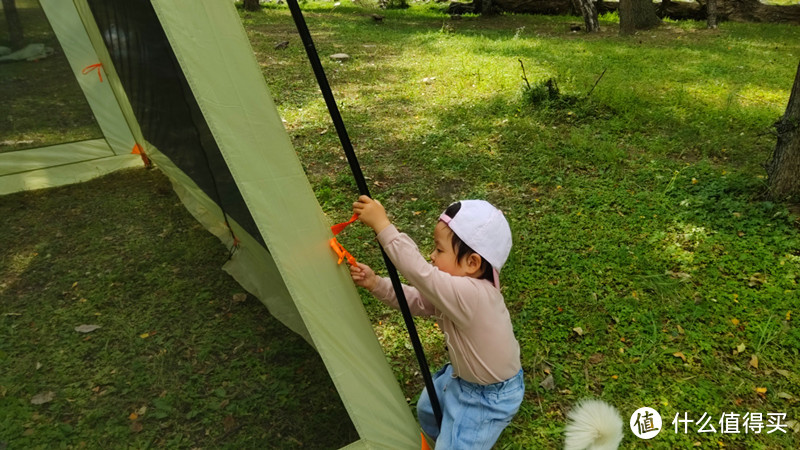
619, 0, 660, 35
473, 0, 497, 15
766, 61, 800, 200
243, 0, 260, 11
575, 0, 600, 32
2, 0, 24, 50
707, 0, 718, 28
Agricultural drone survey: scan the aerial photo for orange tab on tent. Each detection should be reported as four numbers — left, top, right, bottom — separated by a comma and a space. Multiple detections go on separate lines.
331, 213, 358, 235
420, 432, 431, 450
329, 213, 359, 266
131, 143, 152, 168
82, 63, 104, 82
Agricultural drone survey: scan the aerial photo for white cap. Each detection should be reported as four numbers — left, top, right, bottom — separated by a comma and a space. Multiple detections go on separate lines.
439, 200, 512, 288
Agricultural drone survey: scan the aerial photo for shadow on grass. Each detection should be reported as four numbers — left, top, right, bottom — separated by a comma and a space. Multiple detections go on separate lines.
0, 168, 357, 448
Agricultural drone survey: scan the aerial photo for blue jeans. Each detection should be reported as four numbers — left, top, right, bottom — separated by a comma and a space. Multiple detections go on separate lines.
417, 364, 525, 449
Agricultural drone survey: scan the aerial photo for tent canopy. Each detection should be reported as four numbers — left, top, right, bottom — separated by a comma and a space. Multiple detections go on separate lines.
1, 0, 420, 447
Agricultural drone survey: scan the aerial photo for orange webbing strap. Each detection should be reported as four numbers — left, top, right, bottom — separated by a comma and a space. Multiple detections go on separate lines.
420, 432, 432, 450
82, 63, 104, 82
329, 213, 359, 266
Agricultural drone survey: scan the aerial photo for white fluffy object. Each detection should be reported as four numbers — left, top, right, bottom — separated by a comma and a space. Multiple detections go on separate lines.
563, 399, 624, 450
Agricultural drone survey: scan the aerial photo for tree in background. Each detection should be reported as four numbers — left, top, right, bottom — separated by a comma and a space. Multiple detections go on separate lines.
243, 0, 260, 12
573, 0, 600, 32
766, 61, 800, 200
2, 0, 24, 50
619, 0, 661, 35
707, 0, 719, 28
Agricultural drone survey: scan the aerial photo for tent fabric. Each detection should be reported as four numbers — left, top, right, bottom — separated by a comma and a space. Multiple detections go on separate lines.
0, 140, 141, 195
142, 142, 312, 344
3, 0, 423, 446
40, 0, 136, 157
150, 0, 420, 447
82, 0, 266, 250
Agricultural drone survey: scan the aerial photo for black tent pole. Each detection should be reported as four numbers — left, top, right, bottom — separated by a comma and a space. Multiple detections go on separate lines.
284, 0, 443, 428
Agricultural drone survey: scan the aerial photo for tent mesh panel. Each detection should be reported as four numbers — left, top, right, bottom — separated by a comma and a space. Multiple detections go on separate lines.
86, 0, 265, 248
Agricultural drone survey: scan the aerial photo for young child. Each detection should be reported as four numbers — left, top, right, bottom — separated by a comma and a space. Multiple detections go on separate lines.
350, 196, 523, 449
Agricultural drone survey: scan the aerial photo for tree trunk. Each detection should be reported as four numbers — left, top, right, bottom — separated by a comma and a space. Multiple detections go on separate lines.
2, 0, 24, 50
486, 0, 800, 24
473, 0, 497, 15
243, 0, 260, 12
619, 0, 661, 35
766, 61, 800, 200
575, 0, 600, 32
707, 0, 718, 28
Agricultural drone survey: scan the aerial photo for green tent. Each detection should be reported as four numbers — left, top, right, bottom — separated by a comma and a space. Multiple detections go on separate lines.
1, 0, 420, 447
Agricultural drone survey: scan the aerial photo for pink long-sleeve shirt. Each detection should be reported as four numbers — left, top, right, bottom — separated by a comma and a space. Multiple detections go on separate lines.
370, 225, 522, 385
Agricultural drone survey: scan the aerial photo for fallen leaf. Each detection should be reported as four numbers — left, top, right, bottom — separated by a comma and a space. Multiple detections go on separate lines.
748, 273, 766, 287
786, 420, 800, 433
137, 406, 147, 416
665, 270, 691, 281
233, 293, 247, 303
130, 421, 143, 433
611, 375, 618, 379
572, 327, 584, 336
749, 354, 759, 369
676, 325, 685, 335
129, 412, 138, 420
673, 351, 687, 362
31, 391, 55, 405
755, 387, 767, 397
775, 369, 791, 378
140, 332, 150, 339
736, 343, 746, 353
539, 374, 555, 391
223, 415, 236, 432
777, 392, 793, 400
588, 353, 604, 364
787, 311, 792, 322
74, 324, 101, 333
731, 318, 740, 326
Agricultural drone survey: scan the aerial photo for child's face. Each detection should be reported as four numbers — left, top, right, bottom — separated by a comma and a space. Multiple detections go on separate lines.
429, 222, 472, 277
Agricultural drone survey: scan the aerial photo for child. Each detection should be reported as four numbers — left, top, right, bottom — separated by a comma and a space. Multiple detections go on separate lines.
350, 196, 523, 449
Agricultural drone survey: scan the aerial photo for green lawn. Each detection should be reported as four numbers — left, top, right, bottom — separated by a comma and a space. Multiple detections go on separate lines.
2, 1, 800, 448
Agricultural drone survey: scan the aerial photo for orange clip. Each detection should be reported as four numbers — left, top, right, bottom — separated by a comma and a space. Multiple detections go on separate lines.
329, 237, 357, 266
329, 213, 359, 266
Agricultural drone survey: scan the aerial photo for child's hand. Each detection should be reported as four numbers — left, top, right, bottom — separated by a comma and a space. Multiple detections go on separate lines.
350, 262, 378, 291
353, 195, 391, 234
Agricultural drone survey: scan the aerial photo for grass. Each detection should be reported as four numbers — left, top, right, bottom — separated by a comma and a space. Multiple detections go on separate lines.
0, 0, 101, 151
3, 0, 800, 448
0, 170, 357, 448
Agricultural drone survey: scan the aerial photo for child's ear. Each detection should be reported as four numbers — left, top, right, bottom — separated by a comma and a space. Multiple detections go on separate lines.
465, 253, 483, 276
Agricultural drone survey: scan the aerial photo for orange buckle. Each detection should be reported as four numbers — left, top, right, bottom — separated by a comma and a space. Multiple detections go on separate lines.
329, 237, 357, 266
